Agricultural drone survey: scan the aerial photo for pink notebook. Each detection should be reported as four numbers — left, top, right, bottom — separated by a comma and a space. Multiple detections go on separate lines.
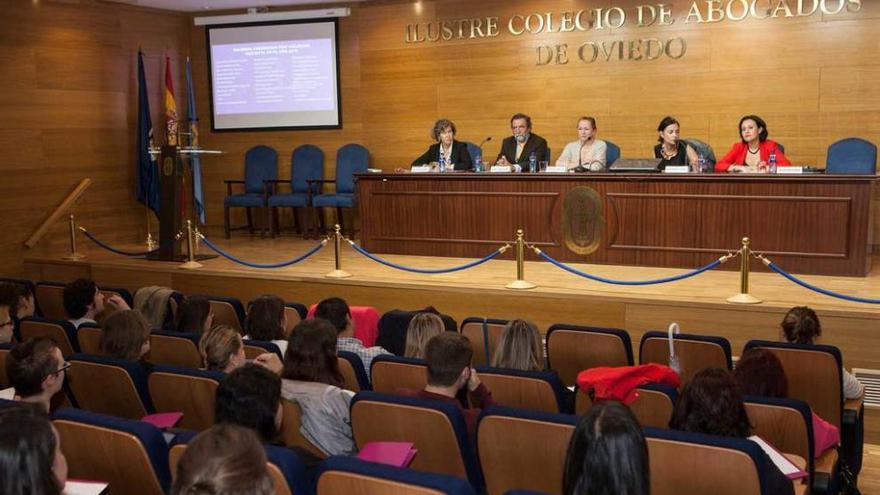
141, 412, 184, 429
357, 441, 418, 467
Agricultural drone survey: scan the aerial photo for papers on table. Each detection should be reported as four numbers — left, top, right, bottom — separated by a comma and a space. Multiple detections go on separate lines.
63, 479, 109, 495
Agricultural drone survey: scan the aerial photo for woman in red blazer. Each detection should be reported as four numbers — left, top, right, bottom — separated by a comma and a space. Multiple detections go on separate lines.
715, 115, 791, 172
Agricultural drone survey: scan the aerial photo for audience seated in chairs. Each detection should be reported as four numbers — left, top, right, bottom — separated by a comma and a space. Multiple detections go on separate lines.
199, 325, 249, 374
563, 400, 649, 495
404, 312, 445, 359
133, 286, 177, 331
780, 306, 864, 400
100, 310, 152, 373
316, 297, 390, 377
280, 318, 356, 456
5, 338, 67, 412
171, 424, 273, 495
245, 295, 289, 355
176, 295, 214, 335
734, 348, 839, 459
0, 403, 68, 495
63, 278, 130, 329
491, 319, 545, 372
215, 364, 284, 445
0, 281, 36, 335
397, 332, 495, 447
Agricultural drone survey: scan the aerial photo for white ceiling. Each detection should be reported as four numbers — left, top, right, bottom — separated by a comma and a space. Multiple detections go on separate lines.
106, 0, 369, 13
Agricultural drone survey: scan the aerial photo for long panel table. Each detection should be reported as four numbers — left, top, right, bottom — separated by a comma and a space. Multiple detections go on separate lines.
356, 173, 876, 277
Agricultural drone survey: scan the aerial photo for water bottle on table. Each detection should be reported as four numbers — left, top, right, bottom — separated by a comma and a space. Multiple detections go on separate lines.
697, 153, 706, 173
529, 151, 537, 173
439, 154, 447, 173
768, 151, 777, 174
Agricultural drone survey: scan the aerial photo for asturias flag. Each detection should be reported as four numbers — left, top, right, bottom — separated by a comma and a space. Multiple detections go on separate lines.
164, 55, 178, 146
136, 50, 160, 216
185, 58, 206, 224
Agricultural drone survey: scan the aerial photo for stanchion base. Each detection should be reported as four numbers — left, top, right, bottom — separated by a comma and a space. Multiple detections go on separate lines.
179, 261, 203, 270
726, 293, 762, 305
62, 254, 86, 261
325, 269, 352, 279
506, 279, 537, 290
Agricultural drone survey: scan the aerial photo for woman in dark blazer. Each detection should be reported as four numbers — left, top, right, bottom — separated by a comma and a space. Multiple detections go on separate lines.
411, 119, 473, 171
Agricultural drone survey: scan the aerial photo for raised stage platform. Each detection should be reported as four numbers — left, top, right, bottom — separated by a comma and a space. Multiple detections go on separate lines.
22, 233, 880, 442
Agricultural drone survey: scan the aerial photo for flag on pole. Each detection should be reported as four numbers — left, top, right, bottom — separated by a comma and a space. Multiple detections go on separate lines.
136, 50, 160, 216
185, 58, 206, 224
164, 55, 179, 146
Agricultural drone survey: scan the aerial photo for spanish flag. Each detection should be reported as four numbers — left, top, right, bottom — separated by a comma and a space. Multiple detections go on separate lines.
164, 55, 178, 146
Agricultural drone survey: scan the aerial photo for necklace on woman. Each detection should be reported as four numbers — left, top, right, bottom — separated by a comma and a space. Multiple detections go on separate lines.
661, 144, 678, 160
747, 146, 760, 155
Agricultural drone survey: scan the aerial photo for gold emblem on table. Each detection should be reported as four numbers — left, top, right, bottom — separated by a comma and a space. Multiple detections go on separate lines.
563, 187, 603, 255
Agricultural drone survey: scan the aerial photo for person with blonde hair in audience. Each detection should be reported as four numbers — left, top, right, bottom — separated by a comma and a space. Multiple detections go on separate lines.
245, 295, 288, 355
280, 318, 356, 456
563, 400, 649, 495
100, 310, 151, 367
404, 312, 445, 359
0, 404, 68, 495
172, 423, 273, 495
199, 325, 247, 374
4, 338, 67, 412
779, 305, 863, 400
491, 319, 545, 372
176, 295, 214, 334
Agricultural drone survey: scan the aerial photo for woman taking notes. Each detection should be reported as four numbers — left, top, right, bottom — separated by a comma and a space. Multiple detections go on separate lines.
716, 115, 791, 173
411, 118, 473, 171
654, 116, 699, 171
556, 116, 607, 171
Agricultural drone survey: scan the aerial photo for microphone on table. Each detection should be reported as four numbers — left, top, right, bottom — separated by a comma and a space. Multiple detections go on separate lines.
478, 136, 492, 165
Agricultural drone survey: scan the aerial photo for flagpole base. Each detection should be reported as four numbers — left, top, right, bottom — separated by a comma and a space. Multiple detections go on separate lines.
506, 280, 537, 290
325, 269, 352, 279
62, 254, 86, 261
726, 293, 762, 305
179, 261, 203, 270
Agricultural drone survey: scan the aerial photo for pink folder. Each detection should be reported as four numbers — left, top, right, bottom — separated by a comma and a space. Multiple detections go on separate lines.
357, 441, 418, 467
141, 412, 183, 429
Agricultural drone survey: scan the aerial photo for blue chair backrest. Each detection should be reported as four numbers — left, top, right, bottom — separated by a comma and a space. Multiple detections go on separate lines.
336, 143, 369, 194
826, 137, 877, 174
69, 353, 155, 412
775, 142, 785, 154
683, 137, 717, 166
285, 302, 307, 320
152, 363, 225, 382
150, 329, 200, 346
317, 455, 477, 495
640, 330, 733, 369
351, 391, 484, 490
244, 145, 278, 194
291, 144, 325, 194
243, 339, 283, 358
465, 142, 482, 164
53, 407, 171, 492
20, 316, 79, 354
475, 366, 571, 413
338, 350, 371, 390
605, 140, 621, 166
743, 395, 815, 483
546, 323, 635, 368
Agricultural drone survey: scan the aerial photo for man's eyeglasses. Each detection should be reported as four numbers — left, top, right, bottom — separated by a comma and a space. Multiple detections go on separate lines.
49, 362, 71, 377
0, 320, 13, 329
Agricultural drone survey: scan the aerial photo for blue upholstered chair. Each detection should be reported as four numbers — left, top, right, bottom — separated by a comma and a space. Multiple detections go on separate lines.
684, 137, 717, 170
206, 294, 247, 332
268, 144, 325, 238
776, 142, 785, 154
243, 339, 283, 359
338, 350, 371, 391
317, 456, 477, 495
478, 406, 578, 495
53, 408, 171, 495
67, 353, 155, 419
546, 324, 634, 386
826, 137, 877, 174
311, 143, 369, 236
644, 426, 797, 495
350, 391, 485, 490
475, 366, 571, 413
149, 330, 202, 368
605, 140, 621, 166
224, 145, 278, 238
0, 343, 12, 388
465, 141, 482, 166
460, 317, 509, 367
148, 365, 225, 431
18, 316, 79, 357
639, 330, 732, 385
370, 354, 428, 394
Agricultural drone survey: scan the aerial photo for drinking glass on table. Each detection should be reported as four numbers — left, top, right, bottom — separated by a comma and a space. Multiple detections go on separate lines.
539, 160, 549, 172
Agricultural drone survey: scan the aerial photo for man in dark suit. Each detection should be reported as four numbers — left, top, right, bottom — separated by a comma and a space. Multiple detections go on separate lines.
496, 113, 549, 172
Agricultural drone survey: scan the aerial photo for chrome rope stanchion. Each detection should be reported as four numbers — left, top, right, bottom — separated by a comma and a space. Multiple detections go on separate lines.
179, 219, 203, 270
727, 237, 761, 304
62, 214, 86, 261
325, 224, 352, 279
506, 229, 536, 290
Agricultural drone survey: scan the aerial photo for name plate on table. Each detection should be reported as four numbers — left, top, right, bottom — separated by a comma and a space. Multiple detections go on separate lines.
410, 165, 432, 173
777, 166, 804, 174
663, 166, 691, 174
545, 166, 567, 173
490, 165, 512, 173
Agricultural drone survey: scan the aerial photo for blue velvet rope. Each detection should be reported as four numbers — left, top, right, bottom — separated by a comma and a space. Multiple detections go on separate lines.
348, 241, 504, 274
80, 229, 160, 257
538, 250, 722, 285
200, 236, 326, 269
767, 262, 880, 304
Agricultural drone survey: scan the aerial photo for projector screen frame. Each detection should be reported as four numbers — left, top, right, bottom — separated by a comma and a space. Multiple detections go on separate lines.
204, 17, 343, 133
